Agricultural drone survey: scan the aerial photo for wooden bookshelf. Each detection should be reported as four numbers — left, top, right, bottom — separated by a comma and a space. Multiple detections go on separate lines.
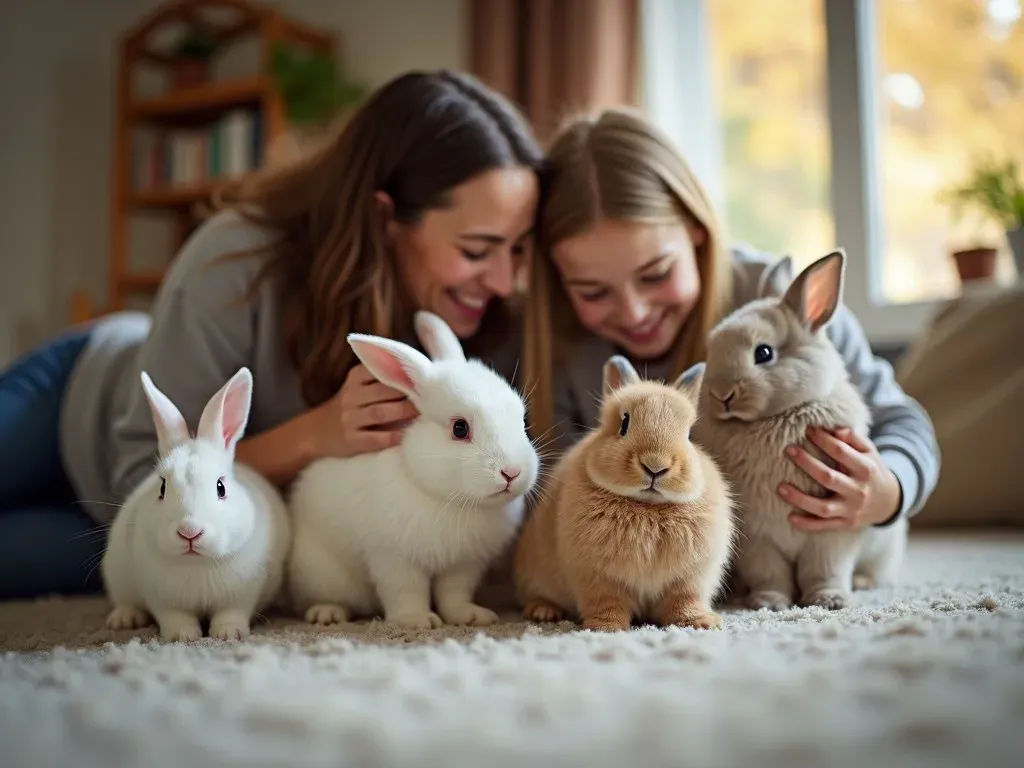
70, 0, 335, 323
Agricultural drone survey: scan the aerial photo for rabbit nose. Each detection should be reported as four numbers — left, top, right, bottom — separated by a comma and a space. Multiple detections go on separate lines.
640, 460, 670, 480
177, 525, 203, 541
712, 389, 735, 409
501, 468, 521, 485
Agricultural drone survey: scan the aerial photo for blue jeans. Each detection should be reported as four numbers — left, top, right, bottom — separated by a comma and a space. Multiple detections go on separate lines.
0, 327, 106, 600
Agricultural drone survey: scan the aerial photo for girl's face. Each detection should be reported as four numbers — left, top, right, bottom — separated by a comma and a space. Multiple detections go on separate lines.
552, 218, 705, 361
387, 167, 539, 339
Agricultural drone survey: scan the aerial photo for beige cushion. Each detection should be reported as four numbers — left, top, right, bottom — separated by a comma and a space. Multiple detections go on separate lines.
897, 283, 1024, 527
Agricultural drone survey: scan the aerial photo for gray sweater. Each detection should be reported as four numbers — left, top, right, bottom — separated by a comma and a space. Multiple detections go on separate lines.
59, 210, 515, 524
550, 246, 940, 521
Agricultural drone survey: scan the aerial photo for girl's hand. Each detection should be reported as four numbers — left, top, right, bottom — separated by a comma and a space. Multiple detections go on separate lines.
314, 364, 419, 459
779, 427, 902, 531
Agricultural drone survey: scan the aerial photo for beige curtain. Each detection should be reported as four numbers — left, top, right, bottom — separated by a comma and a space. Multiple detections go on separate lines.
468, 0, 641, 141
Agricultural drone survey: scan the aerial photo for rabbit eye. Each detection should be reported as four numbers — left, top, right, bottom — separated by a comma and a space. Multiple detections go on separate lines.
451, 418, 471, 441
158, 478, 166, 501
754, 344, 775, 365
619, 412, 630, 436
216, 478, 226, 500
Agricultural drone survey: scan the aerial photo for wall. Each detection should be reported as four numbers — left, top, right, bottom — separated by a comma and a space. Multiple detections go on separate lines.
0, 0, 466, 367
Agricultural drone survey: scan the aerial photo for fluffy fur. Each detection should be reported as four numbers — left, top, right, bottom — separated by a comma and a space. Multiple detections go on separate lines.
513, 356, 736, 632
287, 311, 540, 631
101, 367, 291, 642
691, 249, 908, 611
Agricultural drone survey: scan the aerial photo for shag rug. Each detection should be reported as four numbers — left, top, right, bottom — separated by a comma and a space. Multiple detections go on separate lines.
1, 530, 1022, 768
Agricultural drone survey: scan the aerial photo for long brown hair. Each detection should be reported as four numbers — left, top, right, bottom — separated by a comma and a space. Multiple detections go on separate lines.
213, 70, 543, 406
524, 107, 733, 440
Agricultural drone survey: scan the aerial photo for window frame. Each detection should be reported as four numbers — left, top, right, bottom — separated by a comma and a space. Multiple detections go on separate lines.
640, 0, 942, 344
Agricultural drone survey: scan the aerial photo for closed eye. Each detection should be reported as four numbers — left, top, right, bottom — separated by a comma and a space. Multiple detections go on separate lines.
578, 288, 609, 302
640, 267, 672, 285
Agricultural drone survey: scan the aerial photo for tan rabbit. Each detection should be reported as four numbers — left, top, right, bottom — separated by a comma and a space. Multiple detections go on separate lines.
513, 356, 736, 632
691, 249, 908, 612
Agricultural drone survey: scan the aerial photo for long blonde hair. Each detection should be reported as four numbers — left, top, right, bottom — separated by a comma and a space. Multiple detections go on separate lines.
524, 107, 733, 440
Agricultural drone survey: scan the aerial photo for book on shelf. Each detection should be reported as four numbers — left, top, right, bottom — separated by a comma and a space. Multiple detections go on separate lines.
133, 108, 264, 193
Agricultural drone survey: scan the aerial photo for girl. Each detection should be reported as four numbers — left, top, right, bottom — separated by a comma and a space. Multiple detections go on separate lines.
524, 107, 939, 532
0, 70, 543, 600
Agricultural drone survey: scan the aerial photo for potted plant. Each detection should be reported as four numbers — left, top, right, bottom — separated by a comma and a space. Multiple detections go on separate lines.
940, 155, 1024, 283
170, 27, 217, 89
268, 43, 367, 158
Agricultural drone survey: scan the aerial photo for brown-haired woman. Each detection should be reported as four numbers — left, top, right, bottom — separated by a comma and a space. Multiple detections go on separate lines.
524, 107, 940, 533
0, 70, 542, 600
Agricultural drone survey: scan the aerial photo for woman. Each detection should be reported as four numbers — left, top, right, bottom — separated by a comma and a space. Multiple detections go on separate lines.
524, 108, 939, 532
0, 70, 542, 600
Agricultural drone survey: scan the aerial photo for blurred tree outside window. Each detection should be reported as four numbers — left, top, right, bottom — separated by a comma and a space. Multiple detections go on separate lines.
708, 0, 1023, 304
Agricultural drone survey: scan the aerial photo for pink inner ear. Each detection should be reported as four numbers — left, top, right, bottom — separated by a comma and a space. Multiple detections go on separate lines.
221, 383, 248, 446
804, 263, 839, 325
356, 342, 417, 394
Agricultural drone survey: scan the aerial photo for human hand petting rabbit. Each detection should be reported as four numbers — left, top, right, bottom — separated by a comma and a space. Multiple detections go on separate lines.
312, 362, 420, 459
781, 426, 902, 531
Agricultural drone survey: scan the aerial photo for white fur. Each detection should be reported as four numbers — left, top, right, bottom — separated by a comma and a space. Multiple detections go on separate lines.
692, 251, 907, 611
287, 311, 540, 630
101, 368, 290, 641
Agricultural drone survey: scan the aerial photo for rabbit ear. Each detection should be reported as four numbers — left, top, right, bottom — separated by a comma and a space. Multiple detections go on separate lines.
603, 355, 640, 394
782, 249, 846, 332
414, 311, 466, 362
197, 367, 253, 454
758, 255, 794, 298
672, 361, 705, 404
140, 372, 190, 455
348, 334, 432, 401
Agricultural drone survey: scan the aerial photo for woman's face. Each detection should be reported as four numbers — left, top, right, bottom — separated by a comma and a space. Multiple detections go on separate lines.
388, 167, 539, 338
552, 218, 705, 361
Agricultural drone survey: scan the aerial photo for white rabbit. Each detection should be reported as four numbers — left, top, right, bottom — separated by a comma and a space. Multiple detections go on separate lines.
691, 250, 907, 611
101, 367, 291, 641
287, 310, 540, 631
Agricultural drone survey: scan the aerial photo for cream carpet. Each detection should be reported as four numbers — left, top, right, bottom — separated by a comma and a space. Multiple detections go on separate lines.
1, 530, 1023, 768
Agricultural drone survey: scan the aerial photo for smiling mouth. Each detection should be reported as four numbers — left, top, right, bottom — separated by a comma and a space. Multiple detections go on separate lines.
447, 289, 489, 320
620, 312, 666, 344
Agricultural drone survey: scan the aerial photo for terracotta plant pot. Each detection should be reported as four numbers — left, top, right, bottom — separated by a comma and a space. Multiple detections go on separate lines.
171, 59, 209, 90
951, 247, 998, 283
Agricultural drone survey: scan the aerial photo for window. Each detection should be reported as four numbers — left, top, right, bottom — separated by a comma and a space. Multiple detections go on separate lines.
874, 0, 1023, 302
708, 0, 834, 274
642, 0, 1024, 341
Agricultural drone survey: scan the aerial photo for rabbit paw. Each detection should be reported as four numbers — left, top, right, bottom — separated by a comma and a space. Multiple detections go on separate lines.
665, 610, 723, 631
160, 617, 202, 643
390, 611, 444, 630
746, 590, 792, 611
523, 598, 566, 623
106, 606, 150, 631
801, 589, 849, 611
582, 616, 631, 632
440, 602, 499, 627
210, 615, 251, 642
305, 604, 349, 626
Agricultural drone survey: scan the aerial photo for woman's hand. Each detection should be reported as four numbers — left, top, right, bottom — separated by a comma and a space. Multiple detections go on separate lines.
313, 364, 419, 459
779, 427, 902, 531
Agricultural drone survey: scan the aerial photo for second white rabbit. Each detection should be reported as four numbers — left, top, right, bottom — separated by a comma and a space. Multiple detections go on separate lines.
287, 311, 540, 630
